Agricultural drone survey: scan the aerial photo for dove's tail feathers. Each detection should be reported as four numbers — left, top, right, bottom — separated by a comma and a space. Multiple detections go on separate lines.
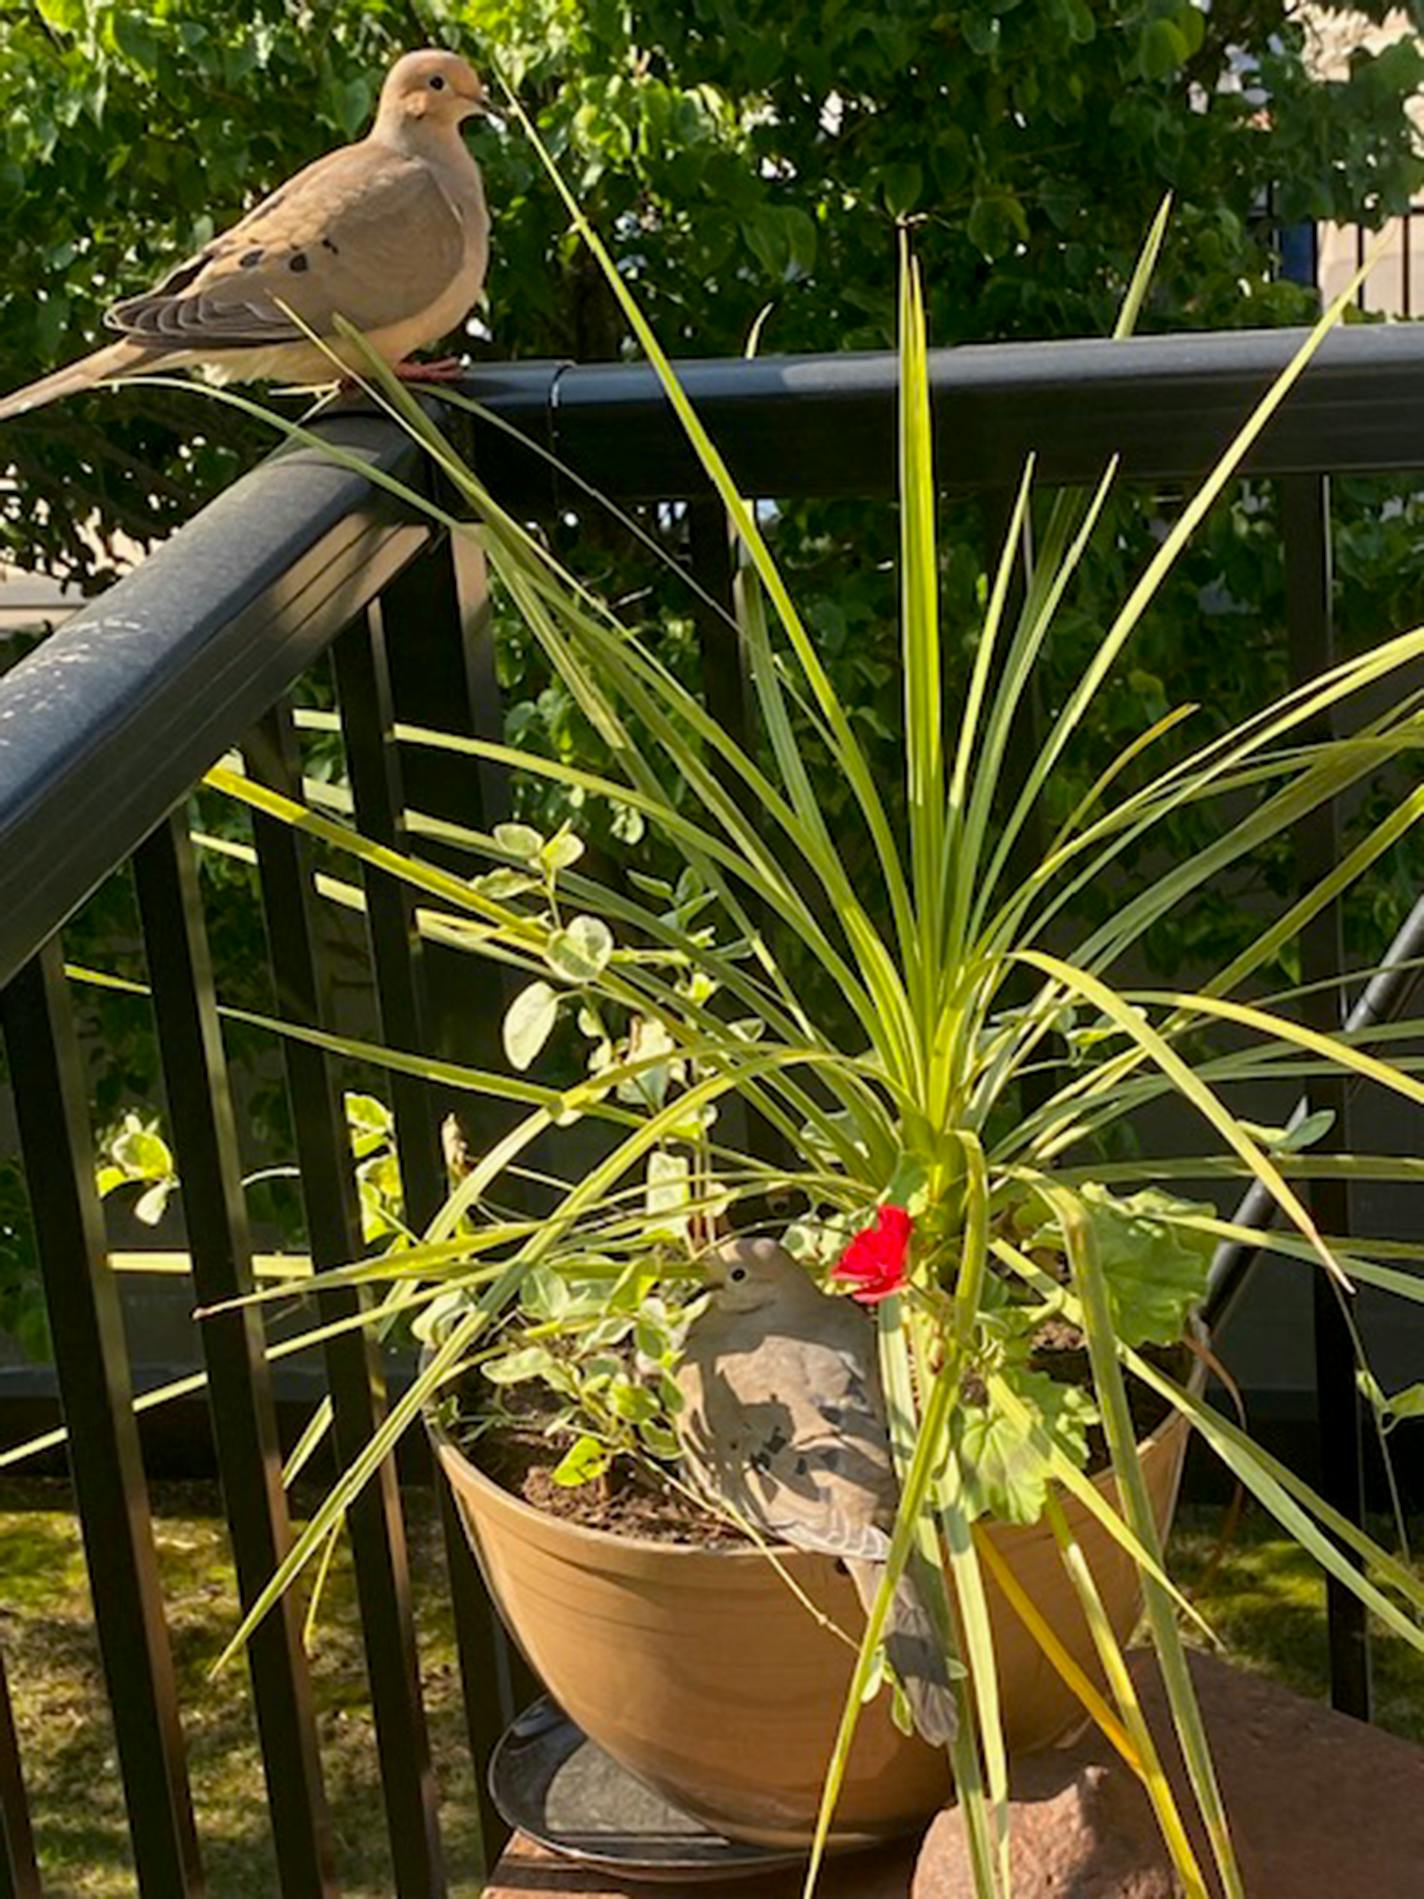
0, 341, 170, 422
848, 1558, 959, 1749
889, 1635, 958, 1749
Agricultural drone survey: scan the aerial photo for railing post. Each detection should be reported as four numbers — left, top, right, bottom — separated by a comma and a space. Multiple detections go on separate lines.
244, 703, 448, 1899
333, 593, 525, 1859
0, 1649, 40, 1899
132, 813, 336, 1896
1282, 472, 1372, 1720
0, 940, 204, 1896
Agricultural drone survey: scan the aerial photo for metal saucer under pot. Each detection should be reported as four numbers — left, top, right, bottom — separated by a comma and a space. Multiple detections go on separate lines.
488, 1695, 810, 1883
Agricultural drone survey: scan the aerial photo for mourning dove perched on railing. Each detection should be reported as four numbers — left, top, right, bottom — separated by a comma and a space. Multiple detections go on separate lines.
676, 1236, 957, 1746
0, 49, 489, 422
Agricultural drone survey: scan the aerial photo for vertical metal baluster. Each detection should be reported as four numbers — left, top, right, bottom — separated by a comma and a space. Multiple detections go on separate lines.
374, 532, 541, 1749
1282, 472, 1372, 1719
331, 614, 447, 1220
381, 533, 511, 1097
132, 814, 336, 1897
688, 501, 750, 794
0, 940, 205, 1897
982, 488, 1059, 1112
243, 704, 447, 1898
687, 501, 762, 1186
0, 1649, 40, 1899
1400, 206, 1412, 321
333, 598, 521, 1857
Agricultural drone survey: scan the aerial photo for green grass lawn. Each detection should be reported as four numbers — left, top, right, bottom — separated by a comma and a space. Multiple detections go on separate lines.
0, 1477, 487, 1898
1, 1481, 1420, 1895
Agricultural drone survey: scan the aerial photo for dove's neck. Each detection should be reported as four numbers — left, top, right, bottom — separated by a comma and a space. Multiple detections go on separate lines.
369, 116, 484, 199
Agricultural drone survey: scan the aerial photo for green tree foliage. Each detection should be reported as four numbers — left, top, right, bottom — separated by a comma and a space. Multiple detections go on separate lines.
1, 0, 1421, 582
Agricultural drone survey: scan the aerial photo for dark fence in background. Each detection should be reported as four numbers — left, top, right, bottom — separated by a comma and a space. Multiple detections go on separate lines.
1276, 196, 1424, 317
1, 325, 1424, 1891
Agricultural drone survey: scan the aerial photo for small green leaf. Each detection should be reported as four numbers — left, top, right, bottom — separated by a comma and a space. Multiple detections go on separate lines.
967, 188, 1028, 260
551, 1435, 612, 1486
612, 802, 647, 845
344, 1092, 392, 1133
503, 980, 559, 1069
638, 1419, 680, 1459
521, 1264, 571, 1321
547, 916, 614, 982
482, 1346, 558, 1386
493, 822, 545, 863
111, 1120, 173, 1182
879, 162, 923, 218
962, 10, 1001, 57
332, 74, 373, 139
888, 1676, 916, 1737
628, 871, 673, 899
475, 867, 541, 901
37, 0, 87, 31
1357, 1367, 1386, 1410
541, 829, 585, 872
112, 12, 160, 75
645, 1150, 691, 1233
133, 1181, 172, 1226
1279, 1109, 1336, 1152
1074, 1184, 1213, 1346
954, 1370, 1096, 1525
635, 1315, 667, 1360
1138, 17, 1188, 79
607, 1378, 657, 1423
660, 1370, 686, 1415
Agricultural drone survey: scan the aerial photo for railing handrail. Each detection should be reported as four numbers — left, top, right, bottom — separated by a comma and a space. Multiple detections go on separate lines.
466, 322, 1424, 503
4, 319, 1424, 988
0, 412, 431, 991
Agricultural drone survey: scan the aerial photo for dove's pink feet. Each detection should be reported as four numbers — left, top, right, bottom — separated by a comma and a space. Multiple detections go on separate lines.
393, 356, 467, 383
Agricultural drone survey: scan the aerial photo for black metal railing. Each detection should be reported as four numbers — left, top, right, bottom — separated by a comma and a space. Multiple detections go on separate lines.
2, 322, 1424, 1894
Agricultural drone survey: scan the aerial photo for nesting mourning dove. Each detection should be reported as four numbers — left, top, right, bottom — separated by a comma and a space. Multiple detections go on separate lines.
0, 48, 489, 423
676, 1237, 957, 1747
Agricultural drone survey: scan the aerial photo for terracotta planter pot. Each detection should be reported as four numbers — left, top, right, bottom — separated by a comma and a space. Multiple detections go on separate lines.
429, 1365, 1200, 1850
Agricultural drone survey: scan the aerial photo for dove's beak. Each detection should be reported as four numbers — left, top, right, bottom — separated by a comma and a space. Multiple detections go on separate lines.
457, 80, 488, 118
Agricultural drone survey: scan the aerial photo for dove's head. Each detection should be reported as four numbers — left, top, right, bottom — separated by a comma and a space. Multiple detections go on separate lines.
379, 50, 487, 130
705, 1236, 813, 1314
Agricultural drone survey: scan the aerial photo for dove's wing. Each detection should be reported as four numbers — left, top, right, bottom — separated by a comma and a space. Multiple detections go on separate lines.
104, 143, 469, 351
679, 1318, 900, 1559
676, 1282, 960, 1749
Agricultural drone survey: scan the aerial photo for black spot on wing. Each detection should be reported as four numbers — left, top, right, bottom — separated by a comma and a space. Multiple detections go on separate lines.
322, 237, 340, 255
289, 252, 309, 274
749, 1424, 790, 1475
240, 250, 263, 269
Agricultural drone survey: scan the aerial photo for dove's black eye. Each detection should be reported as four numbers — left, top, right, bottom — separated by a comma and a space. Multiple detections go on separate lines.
729, 1267, 747, 1283
428, 74, 446, 89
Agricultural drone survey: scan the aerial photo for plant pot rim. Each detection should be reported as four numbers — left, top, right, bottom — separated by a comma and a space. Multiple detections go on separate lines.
422, 1314, 1209, 1563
